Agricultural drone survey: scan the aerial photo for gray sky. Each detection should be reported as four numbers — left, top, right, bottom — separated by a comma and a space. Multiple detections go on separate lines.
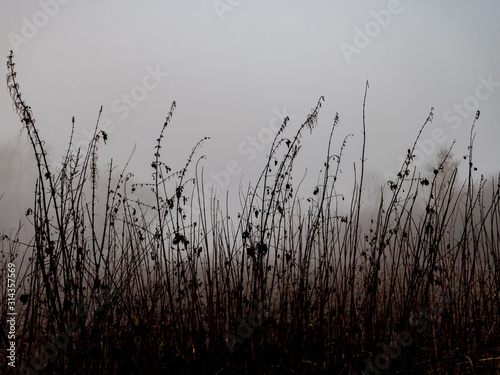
1, 0, 499, 227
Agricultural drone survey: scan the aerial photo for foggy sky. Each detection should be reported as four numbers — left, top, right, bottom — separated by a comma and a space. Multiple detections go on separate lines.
1, 0, 499, 231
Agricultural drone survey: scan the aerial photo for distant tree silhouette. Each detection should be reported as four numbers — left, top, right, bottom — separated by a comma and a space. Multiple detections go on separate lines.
426, 145, 460, 203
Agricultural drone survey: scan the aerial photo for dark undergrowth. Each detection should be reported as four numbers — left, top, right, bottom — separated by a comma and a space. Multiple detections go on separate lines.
1, 52, 499, 374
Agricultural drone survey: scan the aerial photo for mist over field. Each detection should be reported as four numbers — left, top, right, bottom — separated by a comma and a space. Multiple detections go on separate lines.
1, 1, 500, 374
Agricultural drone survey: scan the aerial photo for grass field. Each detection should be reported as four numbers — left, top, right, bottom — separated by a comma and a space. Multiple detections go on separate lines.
1, 52, 499, 374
